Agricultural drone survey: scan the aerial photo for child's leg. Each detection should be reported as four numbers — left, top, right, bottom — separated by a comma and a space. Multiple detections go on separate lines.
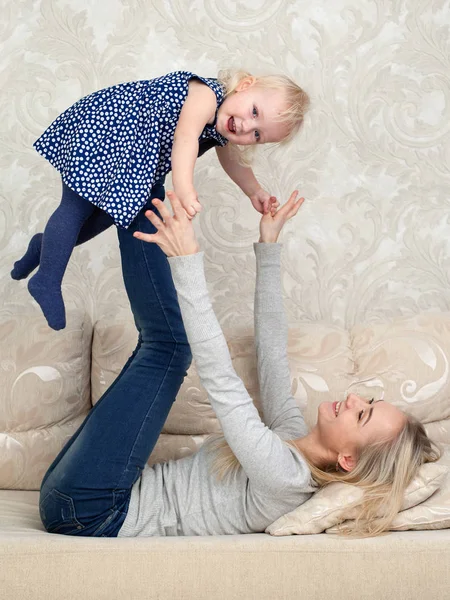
11, 209, 113, 281
77, 208, 114, 243
39, 184, 192, 537
27, 183, 96, 330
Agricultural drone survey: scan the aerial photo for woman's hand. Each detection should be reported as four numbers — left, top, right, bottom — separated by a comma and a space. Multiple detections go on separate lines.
259, 191, 304, 243
133, 191, 200, 257
249, 187, 280, 214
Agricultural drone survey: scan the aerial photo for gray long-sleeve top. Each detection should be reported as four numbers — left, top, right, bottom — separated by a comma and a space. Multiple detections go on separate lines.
118, 243, 315, 537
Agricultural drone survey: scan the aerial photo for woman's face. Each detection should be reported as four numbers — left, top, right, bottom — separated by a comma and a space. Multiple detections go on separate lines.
316, 393, 406, 471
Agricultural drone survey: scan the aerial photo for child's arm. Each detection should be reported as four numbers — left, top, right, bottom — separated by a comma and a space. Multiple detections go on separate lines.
216, 144, 276, 214
172, 80, 217, 216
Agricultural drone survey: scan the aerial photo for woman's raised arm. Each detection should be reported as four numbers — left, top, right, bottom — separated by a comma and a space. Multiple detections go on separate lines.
254, 193, 307, 437
134, 191, 311, 494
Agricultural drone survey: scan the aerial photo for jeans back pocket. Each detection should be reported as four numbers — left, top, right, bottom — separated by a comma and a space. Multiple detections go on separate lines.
40, 488, 85, 534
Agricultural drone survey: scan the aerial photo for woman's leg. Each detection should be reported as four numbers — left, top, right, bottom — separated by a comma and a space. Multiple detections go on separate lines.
11, 209, 113, 281
39, 182, 164, 488
39, 183, 192, 537
27, 182, 96, 330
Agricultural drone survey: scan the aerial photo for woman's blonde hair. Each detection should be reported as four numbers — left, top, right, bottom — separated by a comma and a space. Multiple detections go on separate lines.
207, 413, 440, 538
217, 69, 310, 165
305, 415, 441, 537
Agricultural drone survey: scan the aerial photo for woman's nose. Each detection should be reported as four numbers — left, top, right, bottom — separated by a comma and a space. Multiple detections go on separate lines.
346, 393, 362, 409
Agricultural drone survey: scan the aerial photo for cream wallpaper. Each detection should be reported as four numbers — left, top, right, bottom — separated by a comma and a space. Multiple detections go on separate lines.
1, 0, 450, 331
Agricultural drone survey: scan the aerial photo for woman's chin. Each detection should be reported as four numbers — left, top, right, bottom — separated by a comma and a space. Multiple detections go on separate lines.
318, 401, 329, 416
317, 401, 334, 424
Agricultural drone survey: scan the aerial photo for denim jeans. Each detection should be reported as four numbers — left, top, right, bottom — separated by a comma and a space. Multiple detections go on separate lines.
39, 182, 192, 536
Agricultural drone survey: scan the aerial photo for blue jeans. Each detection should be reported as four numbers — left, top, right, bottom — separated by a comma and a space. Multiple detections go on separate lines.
39, 183, 192, 536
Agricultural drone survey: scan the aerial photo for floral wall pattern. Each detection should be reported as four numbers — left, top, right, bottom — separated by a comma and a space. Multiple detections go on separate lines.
1, 0, 449, 332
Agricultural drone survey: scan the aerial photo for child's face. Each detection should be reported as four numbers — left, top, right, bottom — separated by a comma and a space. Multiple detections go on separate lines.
216, 80, 291, 146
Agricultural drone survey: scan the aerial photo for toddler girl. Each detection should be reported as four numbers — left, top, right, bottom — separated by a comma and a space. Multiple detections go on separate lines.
11, 69, 309, 330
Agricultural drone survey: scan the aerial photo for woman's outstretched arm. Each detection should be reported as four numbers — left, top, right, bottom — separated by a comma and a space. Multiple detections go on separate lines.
254, 193, 307, 438
134, 192, 312, 494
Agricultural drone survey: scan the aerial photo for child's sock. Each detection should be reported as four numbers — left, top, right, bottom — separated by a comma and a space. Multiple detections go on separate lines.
11, 233, 43, 280
27, 182, 95, 331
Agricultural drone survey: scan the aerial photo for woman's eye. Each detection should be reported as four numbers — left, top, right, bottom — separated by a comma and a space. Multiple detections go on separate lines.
253, 106, 258, 117
254, 130, 260, 141
358, 410, 364, 421
369, 398, 374, 404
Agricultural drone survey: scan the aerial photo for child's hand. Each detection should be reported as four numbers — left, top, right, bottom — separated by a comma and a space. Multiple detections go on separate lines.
249, 187, 279, 214
179, 189, 202, 219
259, 191, 304, 244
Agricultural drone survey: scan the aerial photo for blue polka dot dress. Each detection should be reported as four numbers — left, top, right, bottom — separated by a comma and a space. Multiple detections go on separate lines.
34, 71, 228, 228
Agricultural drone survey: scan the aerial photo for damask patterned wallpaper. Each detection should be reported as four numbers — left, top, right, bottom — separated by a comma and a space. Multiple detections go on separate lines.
1, 0, 450, 332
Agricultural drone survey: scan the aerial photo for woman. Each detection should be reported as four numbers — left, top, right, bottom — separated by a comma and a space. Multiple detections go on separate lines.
39, 188, 438, 539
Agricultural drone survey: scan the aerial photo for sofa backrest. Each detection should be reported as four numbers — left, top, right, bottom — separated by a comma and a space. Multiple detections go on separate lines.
0, 312, 92, 490
1, 311, 450, 490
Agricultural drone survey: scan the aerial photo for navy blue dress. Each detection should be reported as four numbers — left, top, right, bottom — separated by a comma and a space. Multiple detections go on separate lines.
34, 71, 228, 228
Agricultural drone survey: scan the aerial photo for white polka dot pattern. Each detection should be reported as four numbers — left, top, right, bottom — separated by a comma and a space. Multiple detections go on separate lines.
33, 71, 228, 228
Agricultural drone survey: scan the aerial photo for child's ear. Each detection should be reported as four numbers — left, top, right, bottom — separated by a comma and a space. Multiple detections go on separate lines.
235, 76, 257, 92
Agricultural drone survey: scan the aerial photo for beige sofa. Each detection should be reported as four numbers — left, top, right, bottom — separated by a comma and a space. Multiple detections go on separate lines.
1, 309, 450, 600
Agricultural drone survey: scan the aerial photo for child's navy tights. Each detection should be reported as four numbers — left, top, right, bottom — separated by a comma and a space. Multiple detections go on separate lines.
11, 182, 113, 330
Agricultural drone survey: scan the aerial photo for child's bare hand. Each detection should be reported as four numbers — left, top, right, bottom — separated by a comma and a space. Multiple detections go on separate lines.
249, 187, 279, 214
133, 191, 200, 257
259, 191, 304, 244
179, 189, 202, 219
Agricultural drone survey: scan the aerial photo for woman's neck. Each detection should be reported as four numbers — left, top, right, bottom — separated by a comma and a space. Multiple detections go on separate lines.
293, 429, 336, 470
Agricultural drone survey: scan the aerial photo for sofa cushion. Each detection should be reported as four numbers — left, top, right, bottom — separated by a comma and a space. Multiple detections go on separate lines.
422, 418, 450, 445
352, 313, 450, 423
147, 433, 210, 466
266, 446, 450, 536
304, 313, 450, 433
0, 313, 92, 489
91, 319, 221, 435
286, 324, 354, 427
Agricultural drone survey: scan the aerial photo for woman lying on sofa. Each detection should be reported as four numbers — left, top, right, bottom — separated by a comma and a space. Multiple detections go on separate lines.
39, 187, 439, 539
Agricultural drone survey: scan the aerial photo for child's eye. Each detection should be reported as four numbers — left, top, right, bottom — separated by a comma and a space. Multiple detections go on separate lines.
252, 106, 258, 117
358, 410, 364, 421
254, 130, 260, 141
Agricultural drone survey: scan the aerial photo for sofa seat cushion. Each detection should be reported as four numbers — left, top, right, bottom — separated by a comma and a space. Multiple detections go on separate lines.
1, 490, 450, 600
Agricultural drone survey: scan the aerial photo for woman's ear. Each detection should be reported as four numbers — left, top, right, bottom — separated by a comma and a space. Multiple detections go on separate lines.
338, 453, 357, 472
235, 76, 257, 92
